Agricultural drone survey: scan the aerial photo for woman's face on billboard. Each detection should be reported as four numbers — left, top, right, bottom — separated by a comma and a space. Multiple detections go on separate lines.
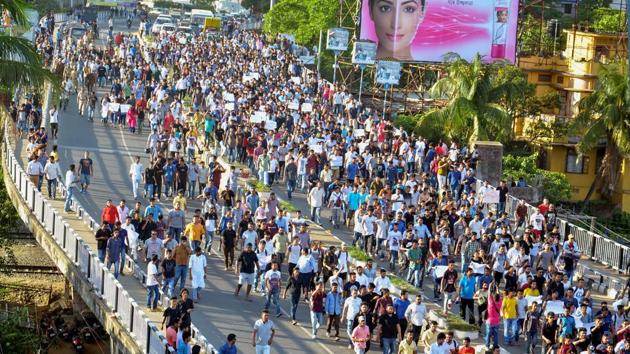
370, 0, 424, 58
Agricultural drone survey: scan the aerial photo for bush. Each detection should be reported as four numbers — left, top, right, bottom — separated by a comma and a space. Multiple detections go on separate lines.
279, 200, 299, 213
347, 246, 372, 262
502, 153, 571, 204
246, 179, 271, 192
393, 114, 448, 142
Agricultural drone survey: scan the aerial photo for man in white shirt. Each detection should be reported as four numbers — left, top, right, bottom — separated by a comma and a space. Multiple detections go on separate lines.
64, 164, 78, 212
405, 295, 427, 343
342, 287, 362, 347
43, 155, 62, 199
374, 268, 392, 294
146, 255, 160, 311
49, 105, 59, 139
26, 156, 44, 191
308, 181, 325, 224
529, 209, 546, 238
429, 333, 451, 354
242, 223, 258, 250
361, 207, 378, 256
116, 200, 130, 223
128, 156, 145, 200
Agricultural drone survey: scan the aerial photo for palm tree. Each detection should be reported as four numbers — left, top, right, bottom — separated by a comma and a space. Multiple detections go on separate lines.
416, 53, 516, 146
0, 0, 58, 97
571, 61, 630, 203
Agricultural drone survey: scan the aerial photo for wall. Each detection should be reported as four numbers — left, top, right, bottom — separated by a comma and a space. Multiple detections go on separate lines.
544, 145, 600, 201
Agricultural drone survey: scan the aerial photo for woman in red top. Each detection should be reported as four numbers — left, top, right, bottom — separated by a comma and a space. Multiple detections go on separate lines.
127, 106, 137, 134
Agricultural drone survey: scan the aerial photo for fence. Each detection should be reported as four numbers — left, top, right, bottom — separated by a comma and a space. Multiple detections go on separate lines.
504, 194, 630, 275
2, 131, 176, 354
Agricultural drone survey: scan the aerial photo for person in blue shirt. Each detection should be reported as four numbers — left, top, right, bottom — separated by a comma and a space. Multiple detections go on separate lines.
558, 305, 576, 339
476, 266, 493, 290
144, 198, 163, 220
447, 167, 462, 200
393, 290, 411, 334
431, 250, 448, 299
459, 267, 477, 324
346, 158, 359, 182
164, 159, 176, 198
218, 333, 237, 354
324, 283, 344, 339
386, 164, 398, 187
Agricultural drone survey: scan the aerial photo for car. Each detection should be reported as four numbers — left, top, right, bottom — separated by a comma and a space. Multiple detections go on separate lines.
151, 16, 175, 34
177, 26, 193, 34
65, 22, 87, 40
160, 23, 177, 35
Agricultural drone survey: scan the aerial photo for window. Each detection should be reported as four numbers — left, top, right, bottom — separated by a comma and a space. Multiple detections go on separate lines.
566, 149, 588, 174
538, 74, 552, 82
556, 76, 564, 84
563, 4, 573, 14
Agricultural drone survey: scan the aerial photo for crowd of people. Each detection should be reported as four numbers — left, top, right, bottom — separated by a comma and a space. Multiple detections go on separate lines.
11, 7, 630, 354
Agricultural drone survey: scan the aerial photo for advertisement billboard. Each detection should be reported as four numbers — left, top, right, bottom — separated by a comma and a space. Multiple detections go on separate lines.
359, 0, 518, 63
352, 41, 378, 65
375, 60, 402, 85
326, 28, 350, 51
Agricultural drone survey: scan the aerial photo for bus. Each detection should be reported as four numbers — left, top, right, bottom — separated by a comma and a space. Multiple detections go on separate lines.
190, 9, 214, 28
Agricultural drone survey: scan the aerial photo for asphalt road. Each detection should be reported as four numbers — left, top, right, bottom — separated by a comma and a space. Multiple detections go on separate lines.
51, 16, 351, 354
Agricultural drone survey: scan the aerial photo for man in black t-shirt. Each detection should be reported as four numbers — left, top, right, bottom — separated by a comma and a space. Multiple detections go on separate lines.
221, 221, 237, 270
343, 272, 360, 298
379, 304, 401, 353
161, 297, 181, 330
235, 243, 258, 301
441, 260, 459, 313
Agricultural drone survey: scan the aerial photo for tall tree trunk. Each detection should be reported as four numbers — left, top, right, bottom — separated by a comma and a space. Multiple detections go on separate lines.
601, 142, 621, 199
582, 159, 604, 207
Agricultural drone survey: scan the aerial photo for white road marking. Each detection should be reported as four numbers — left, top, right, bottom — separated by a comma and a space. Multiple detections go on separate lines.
58, 144, 145, 155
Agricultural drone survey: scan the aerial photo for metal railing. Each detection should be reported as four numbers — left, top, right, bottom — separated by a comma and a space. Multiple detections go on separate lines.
2, 131, 176, 354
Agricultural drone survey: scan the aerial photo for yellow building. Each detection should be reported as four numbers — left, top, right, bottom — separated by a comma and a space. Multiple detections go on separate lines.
516, 28, 630, 211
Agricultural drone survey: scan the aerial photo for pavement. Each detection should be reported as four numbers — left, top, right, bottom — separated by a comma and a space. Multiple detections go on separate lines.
15, 14, 627, 354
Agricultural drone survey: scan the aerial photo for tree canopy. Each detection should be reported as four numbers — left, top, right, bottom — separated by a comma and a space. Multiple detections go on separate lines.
263, 0, 339, 47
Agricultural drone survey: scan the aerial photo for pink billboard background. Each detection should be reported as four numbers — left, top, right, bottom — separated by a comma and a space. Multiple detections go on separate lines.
359, 0, 518, 63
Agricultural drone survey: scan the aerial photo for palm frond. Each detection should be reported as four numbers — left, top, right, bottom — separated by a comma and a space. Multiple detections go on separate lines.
0, 59, 60, 93
0, 0, 30, 27
0, 34, 42, 63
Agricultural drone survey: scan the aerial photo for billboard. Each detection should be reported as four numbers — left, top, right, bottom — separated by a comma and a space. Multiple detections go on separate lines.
375, 60, 402, 85
359, 0, 518, 63
352, 41, 377, 65
326, 28, 350, 51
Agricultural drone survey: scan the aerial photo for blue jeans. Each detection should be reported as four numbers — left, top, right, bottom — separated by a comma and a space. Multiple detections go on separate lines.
145, 183, 154, 198
119, 249, 126, 274
98, 248, 106, 263
191, 240, 201, 252
526, 331, 538, 354
287, 179, 296, 199
174, 265, 188, 292
504, 318, 518, 344
382, 337, 396, 354
264, 290, 281, 316
162, 277, 175, 298
147, 285, 159, 309
191, 286, 202, 300
64, 186, 74, 211
407, 265, 424, 288
290, 294, 299, 320
485, 324, 499, 348
255, 345, 270, 354
107, 258, 120, 278
389, 250, 398, 270
169, 227, 182, 242
310, 311, 323, 336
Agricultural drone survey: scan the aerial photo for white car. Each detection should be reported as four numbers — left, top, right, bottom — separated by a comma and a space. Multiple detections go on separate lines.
151, 16, 174, 34
160, 23, 177, 35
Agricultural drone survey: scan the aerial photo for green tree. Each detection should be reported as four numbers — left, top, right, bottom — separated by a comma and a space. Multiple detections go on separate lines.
0, 307, 41, 352
591, 8, 626, 33
502, 154, 572, 203
241, 0, 270, 13
263, 0, 338, 47
416, 54, 516, 146
571, 61, 630, 203
1, 0, 59, 96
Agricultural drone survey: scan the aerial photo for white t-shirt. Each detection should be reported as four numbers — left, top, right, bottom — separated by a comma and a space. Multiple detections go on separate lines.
242, 230, 258, 248
287, 244, 301, 264
264, 269, 282, 292
387, 230, 403, 251
344, 296, 362, 321
146, 262, 159, 286
374, 276, 392, 293
362, 215, 377, 235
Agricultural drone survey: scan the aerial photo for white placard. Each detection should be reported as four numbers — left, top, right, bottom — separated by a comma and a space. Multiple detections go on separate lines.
331, 155, 343, 167
470, 262, 486, 275
225, 102, 235, 111
484, 189, 500, 204
352, 41, 377, 65
291, 76, 301, 85
433, 265, 448, 279
526, 296, 543, 306
544, 300, 565, 315
242, 75, 254, 83
251, 113, 266, 123
326, 28, 349, 51
108, 103, 120, 112
574, 317, 595, 334
120, 104, 131, 113
354, 129, 365, 138
249, 72, 260, 80
264, 120, 277, 130
309, 145, 322, 154
301, 103, 313, 112
288, 101, 299, 110
376, 60, 402, 86
223, 92, 235, 102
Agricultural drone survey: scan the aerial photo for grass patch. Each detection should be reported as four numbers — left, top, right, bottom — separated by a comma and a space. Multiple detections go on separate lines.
279, 200, 299, 213
347, 246, 372, 262
247, 179, 271, 192
433, 311, 480, 332
390, 275, 420, 295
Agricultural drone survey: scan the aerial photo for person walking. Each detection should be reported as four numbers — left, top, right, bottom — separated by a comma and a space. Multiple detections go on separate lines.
184, 215, 205, 253
252, 310, 275, 354
310, 282, 326, 339
146, 255, 161, 311
405, 294, 427, 344
218, 333, 237, 354
284, 157, 297, 200
501, 289, 519, 345
129, 156, 145, 200
308, 181, 325, 224
283, 268, 302, 325
95, 222, 111, 262
458, 267, 476, 324
379, 304, 401, 354
172, 236, 192, 293
43, 156, 62, 199
49, 104, 59, 139
64, 164, 79, 212
264, 261, 282, 317
27, 156, 44, 191
161, 249, 176, 298
188, 247, 207, 302
78, 151, 93, 193
351, 315, 371, 354
325, 282, 343, 341
235, 242, 258, 301
222, 221, 237, 270
105, 229, 124, 278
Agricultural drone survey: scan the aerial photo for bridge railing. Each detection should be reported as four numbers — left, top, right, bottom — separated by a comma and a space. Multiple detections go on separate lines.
2, 131, 176, 354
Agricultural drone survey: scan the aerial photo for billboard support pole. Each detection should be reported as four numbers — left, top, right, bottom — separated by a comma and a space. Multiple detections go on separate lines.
333, 52, 339, 84
382, 83, 390, 120
317, 29, 323, 80
358, 64, 366, 103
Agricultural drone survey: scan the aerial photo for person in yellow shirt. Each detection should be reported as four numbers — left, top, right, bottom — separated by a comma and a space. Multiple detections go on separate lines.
523, 277, 541, 297
398, 331, 418, 354
173, 190, 187, 211
501, 289, 518, 345
420, 321, 438, 354
184, 215, 205, 252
